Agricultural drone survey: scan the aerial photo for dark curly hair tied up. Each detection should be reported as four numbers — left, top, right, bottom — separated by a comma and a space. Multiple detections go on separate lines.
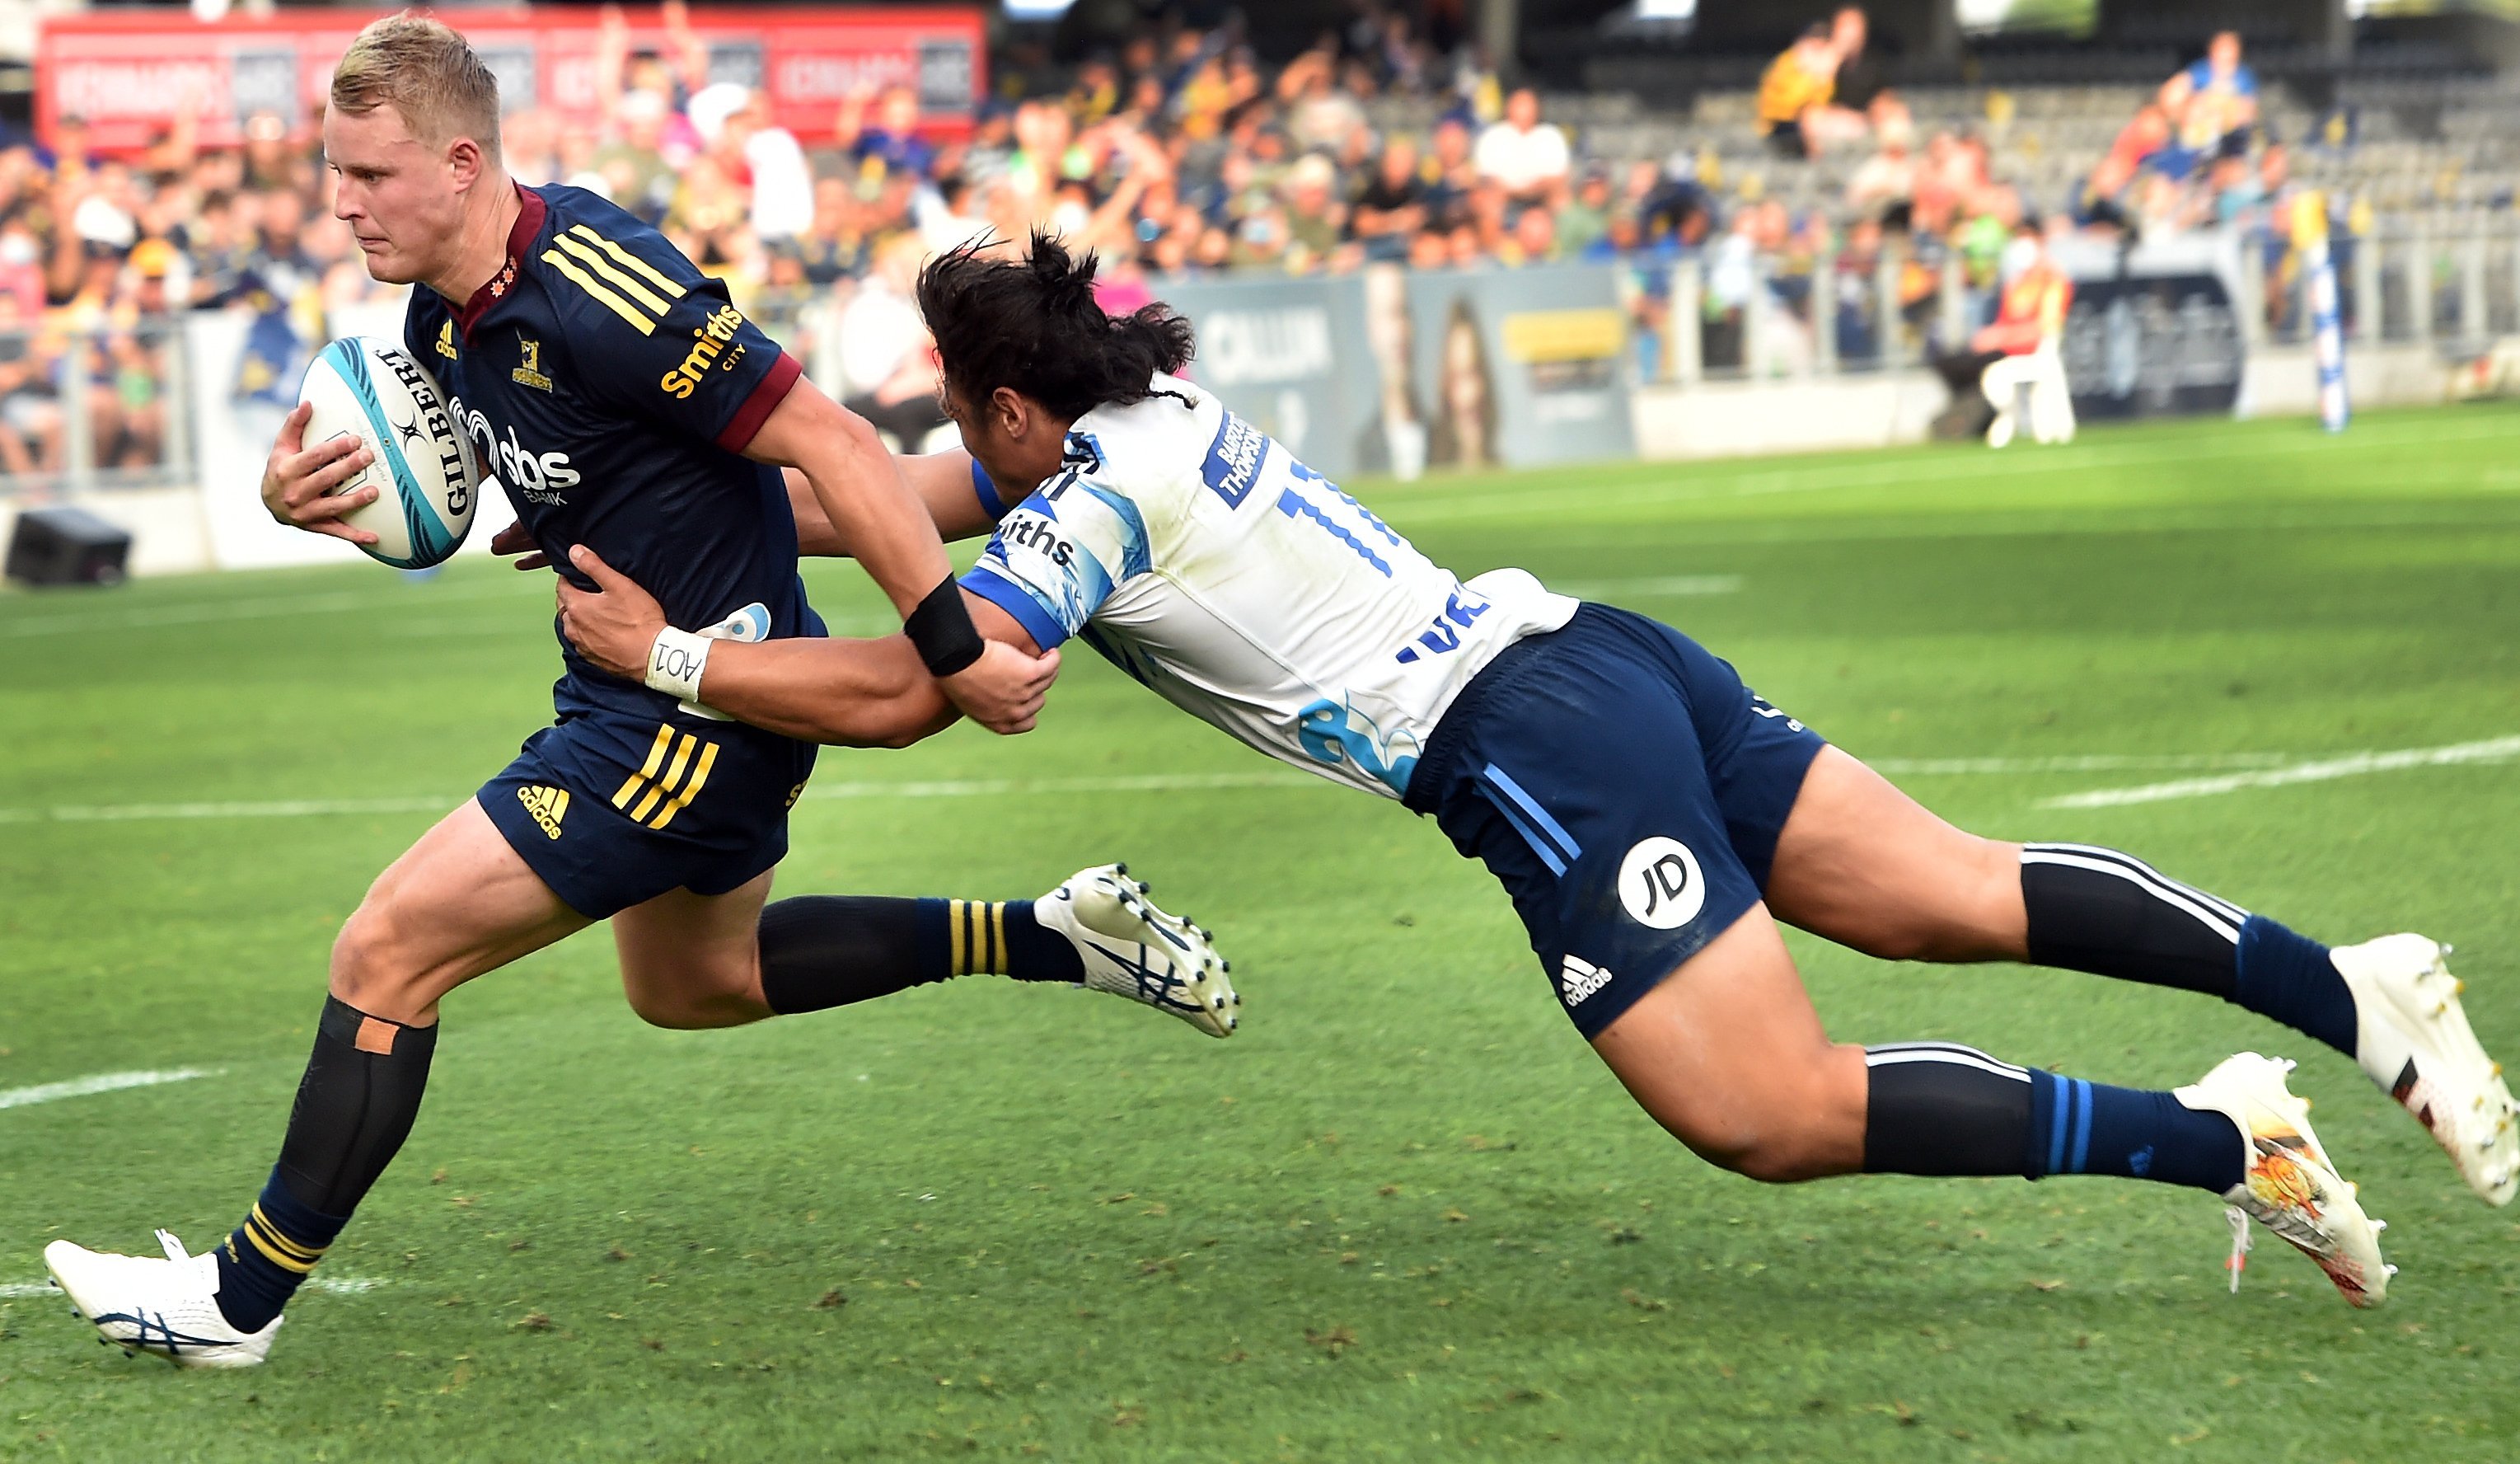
916, 231, 1197, 423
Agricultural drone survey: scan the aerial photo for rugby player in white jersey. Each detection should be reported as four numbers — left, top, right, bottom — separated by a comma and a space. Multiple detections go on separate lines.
555, 235, 2518, 1307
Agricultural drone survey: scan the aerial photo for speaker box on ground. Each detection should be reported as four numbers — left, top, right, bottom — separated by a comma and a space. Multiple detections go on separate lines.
5, 504, 133, 587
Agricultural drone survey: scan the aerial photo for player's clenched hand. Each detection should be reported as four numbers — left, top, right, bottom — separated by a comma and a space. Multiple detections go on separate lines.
489, 520, 550, 572
260, 401, 382, 547
555, 545, 666, 680
939, 640, 1061, 734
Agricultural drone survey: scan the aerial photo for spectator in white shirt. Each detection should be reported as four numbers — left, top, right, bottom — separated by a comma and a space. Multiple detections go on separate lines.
1474, 89, 1571, 206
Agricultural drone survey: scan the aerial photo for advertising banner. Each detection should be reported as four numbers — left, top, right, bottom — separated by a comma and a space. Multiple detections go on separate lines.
1159, 273, 1386, 482
38, 6, 985, 156
1398, 264, 1636, 468
1162, 263, 1636, 480
2052, 235, 2247, 422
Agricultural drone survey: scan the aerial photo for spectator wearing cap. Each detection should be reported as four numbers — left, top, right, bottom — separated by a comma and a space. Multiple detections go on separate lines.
1758, 23, 1841, 161
1474, 90, 1569, 209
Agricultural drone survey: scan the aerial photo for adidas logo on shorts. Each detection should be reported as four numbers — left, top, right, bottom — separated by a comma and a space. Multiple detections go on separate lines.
1560, 954, 1613, 1007
517, 784, 570, 841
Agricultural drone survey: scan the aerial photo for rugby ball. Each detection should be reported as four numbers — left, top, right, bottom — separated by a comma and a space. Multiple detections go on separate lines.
298, 336, 480, 569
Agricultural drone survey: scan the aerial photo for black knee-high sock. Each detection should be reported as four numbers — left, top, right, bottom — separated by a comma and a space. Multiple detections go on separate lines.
757, 895, 1084, 1016
2019, 844, 2358, 1057
1862, 1043, 2242, 1193
214, 996, 438, 1331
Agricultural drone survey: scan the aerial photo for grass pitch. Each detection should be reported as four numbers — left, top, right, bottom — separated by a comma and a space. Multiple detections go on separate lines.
5, 406, 2520, 1462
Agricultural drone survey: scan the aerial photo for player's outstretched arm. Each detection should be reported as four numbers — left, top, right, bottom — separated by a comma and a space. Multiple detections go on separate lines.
783, 449, 1000, 558
259, 400, 383, 547
555, 545, 1059, 745
743, 384, 1047, 734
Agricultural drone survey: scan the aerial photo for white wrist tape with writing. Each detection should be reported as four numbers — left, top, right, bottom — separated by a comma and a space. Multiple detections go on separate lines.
645, 626, 714, 703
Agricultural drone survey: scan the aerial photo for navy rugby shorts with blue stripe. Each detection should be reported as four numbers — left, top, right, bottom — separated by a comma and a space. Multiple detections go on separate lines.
479, 707, 817, 921
1403, 603, 1827, 1039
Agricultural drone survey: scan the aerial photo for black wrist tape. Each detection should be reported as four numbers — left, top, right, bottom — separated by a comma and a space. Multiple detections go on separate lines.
905, 573, 985, 677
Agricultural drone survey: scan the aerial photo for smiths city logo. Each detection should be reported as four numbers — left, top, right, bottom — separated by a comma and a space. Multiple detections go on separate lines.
1559, 954, 1613, 1007
516, 784, 570, 840
434, 320, 458, 359
512, 337, 553, 392
1200, 411, 1268, 508
658, 303, 748, 399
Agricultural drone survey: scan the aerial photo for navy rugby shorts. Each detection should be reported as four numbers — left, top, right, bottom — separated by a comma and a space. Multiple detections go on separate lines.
1403, 603, 1827, 1040
478, 706, 817, 921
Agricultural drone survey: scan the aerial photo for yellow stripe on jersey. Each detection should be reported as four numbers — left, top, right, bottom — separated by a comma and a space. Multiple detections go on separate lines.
553, 234, 675, 317
569, 225, 689, 298
614, 725, 676, 809
949, 899, 967, 974
991, 901, 1008, 974
649, 740, 719, 831
541, 249, 655, 335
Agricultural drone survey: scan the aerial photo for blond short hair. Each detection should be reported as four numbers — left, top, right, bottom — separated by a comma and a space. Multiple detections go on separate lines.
330, 15, 502, 159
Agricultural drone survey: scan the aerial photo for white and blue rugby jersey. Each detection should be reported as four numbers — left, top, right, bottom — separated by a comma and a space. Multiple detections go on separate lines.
960, 374, 1577, 799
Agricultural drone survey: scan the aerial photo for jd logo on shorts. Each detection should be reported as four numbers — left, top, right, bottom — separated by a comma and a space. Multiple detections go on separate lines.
1618, 837, 1706, 930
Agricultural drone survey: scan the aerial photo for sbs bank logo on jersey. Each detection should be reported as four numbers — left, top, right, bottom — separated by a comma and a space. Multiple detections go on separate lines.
448, 392, 581, 505
1618, 837, 1706, 930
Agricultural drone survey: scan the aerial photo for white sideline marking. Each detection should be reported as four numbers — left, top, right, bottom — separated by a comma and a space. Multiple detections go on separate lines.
1553, 574, 1744, 598
0, 771, 1328, 825
1874, 753, 2288, 776
0, 1068, 218, 1110
2043, 735, 2520, 809
0, 1275, 383, 1298
1390, 415, 2520, 526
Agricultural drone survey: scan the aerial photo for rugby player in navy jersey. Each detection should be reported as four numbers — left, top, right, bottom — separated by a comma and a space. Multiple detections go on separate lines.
558, 236, 2518, 1309
44, 21, 1233, 1369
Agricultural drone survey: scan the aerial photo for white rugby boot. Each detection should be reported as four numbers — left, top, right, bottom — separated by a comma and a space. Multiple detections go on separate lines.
1038, 863, 1239, 1038
45, 1230, 281, 1368
2330, 934, 2519, 1206
2178, 1053, 2391, 1308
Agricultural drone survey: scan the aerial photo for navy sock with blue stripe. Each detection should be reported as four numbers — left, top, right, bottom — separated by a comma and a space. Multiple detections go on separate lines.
2235, 915, 2358, 1058
2021, 844, 2360, 1061
2024, 1069, 2245, 1193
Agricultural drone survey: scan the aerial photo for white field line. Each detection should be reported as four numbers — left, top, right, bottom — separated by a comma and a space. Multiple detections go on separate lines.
1873, 752, 2288, 776
0, 580, 541, 638
0, 1275, 382, 1297
1386, 414, 2520, 526
0, 1067, 219, 1110
2043, 735, 2520, 809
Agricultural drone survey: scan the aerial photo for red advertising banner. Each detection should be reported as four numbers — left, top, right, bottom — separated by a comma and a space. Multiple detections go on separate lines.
37, 6, 986, 156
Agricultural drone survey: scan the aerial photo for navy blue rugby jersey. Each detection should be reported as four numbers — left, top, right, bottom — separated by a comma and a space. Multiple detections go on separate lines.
404, 185, 822, 720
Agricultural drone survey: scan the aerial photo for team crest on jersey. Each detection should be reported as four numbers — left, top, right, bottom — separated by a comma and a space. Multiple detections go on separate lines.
517, 784, 570, 840
512, 337, 553, 392
1201, 411, 1268, 507
434, 321, 458, 359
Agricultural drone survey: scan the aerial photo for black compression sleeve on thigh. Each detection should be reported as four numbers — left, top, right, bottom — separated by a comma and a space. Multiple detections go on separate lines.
2019, 844, 2244, 998
273, 996, 440, 1216
1862, 1044, 2035, 1177
757, 895, 951, 1016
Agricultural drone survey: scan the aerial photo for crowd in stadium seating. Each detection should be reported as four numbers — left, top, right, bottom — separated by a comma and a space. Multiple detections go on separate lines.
0, 1, 2359, 478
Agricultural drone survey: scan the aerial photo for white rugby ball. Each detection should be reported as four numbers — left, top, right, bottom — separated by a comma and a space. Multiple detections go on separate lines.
298, 336, 480, 569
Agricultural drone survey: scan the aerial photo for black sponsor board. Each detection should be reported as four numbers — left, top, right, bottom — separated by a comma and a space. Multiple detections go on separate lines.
2058, 271, 2246, 420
